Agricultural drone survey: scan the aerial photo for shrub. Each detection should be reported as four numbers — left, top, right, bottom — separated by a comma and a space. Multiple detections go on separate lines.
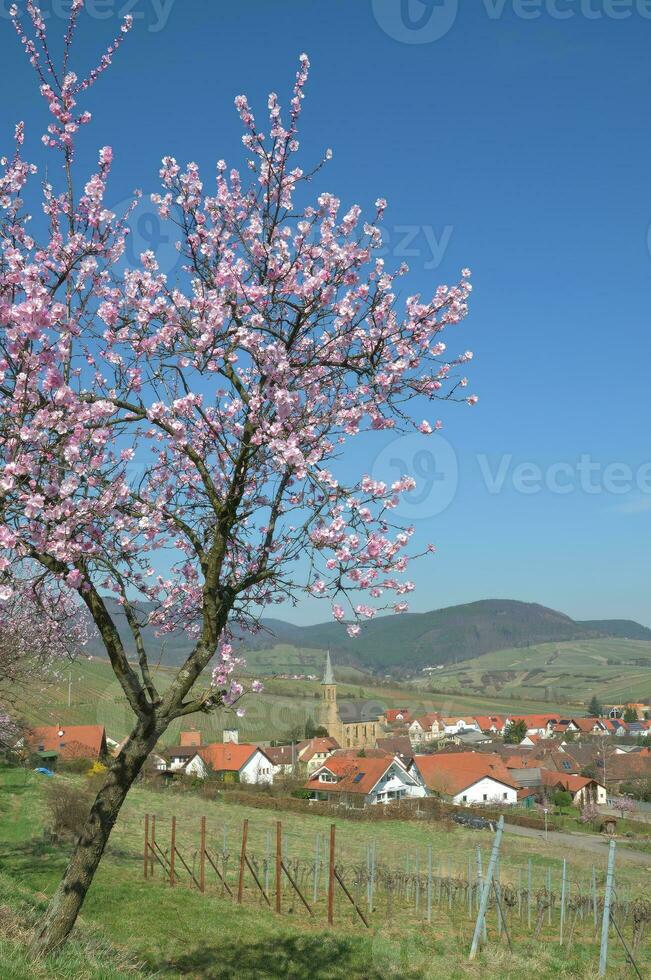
44, 781, 93, 842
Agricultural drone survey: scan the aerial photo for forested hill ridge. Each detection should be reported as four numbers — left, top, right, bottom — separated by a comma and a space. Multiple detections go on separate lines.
86, 598, 651, 677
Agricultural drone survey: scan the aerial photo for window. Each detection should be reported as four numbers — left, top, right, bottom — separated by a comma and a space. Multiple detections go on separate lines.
483, 794, 488, 801
503, 792, 508, 800
462, 795, 467, 803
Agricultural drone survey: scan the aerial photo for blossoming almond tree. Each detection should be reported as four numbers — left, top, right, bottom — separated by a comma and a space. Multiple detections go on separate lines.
1, 3, 476, 953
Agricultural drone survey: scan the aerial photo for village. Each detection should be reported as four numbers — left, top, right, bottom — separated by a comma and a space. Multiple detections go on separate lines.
20, 654, 650, 819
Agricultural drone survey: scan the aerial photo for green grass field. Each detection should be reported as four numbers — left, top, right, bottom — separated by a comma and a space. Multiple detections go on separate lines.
0, 768, 647, 978
420, 637, 651, 706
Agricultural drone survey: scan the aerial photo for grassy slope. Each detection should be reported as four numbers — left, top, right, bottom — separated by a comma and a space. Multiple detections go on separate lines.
15, 658, 585, 746
0, 768, 645, 979
419, 637, 651, 705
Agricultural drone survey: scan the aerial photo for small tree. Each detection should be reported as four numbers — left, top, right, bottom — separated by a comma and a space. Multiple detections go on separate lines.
503, 719, 527, 744
1, 6, 476, 953
552, 789, 573, 812
612, 796, 635, 818
588, 695, 601, 717
623, 707, 638, 723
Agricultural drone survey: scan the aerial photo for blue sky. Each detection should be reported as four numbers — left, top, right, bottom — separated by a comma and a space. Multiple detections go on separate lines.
2, 1, 650, 626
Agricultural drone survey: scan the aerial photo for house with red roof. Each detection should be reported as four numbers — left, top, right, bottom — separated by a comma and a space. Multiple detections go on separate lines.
27, 724, 107, 763
506, 715, 560, 737
385, 708, 412, 725
414, 752, 519, 806
305, 753, 426, 806
408, 713, 444, 745
199, 743, 275, 784
473, 715, 506, 735
295, 736, 340, 773
541, 770, 606, 806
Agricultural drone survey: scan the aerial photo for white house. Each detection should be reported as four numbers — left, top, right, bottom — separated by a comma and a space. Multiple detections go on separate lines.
415, 752, 519, 806
305, 754, 427, 806
408, 714, 444, 745
200, 743, 275, 784
441, 717, 481, 735
153, 747, 208, 778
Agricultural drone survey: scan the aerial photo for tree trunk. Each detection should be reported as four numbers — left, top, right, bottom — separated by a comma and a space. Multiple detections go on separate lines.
31, 714, 163, 956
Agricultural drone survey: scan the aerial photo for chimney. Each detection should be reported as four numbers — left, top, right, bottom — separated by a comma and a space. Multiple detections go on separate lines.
179, 728, 201, 747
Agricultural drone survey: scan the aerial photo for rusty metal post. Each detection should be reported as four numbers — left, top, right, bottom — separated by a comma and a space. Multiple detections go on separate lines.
150, 814, 155, 877
144, 813, 149, 879
170, 815, 176, 887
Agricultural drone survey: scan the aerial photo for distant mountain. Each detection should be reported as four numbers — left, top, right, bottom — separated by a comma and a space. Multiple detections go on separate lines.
86, 597, 651, 677
577, 619, 651, 642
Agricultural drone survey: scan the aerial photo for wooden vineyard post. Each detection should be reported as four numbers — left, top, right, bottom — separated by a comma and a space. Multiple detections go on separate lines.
599, 839, 616, 977
469, 816, 504, 961
170, 816, 176, 887
276, 821, 282, 914
237, 819, 248, 904
200, 816, 206, 894
143, 813, 149, 880
328, 824, 335, 926
150, 814, 156, 878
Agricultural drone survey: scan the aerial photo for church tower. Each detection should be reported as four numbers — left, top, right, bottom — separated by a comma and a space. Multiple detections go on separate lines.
320, 651, 339, 737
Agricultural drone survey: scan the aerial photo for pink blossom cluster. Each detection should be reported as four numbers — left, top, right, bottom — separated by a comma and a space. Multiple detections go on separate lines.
0, 7, 477, 711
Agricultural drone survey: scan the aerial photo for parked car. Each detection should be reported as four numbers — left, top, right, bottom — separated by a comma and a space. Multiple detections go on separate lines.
452, 812, 493, 831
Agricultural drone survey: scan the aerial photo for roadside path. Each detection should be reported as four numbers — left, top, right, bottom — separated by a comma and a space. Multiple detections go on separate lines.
502, 822, 651, 868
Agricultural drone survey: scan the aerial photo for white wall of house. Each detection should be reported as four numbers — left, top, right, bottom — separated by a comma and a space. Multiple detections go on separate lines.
184, 755, 208, 779
302, 750, 336, 774
443, 719, 480, 735
573, 783, 607, 806
455, 776, 518, 806
240, 750, 275, 784
367, 762, 428, 805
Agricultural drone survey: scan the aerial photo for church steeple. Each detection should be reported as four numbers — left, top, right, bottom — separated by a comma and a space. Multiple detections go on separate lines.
322, 650, 335, 686
319, 650, 338, 735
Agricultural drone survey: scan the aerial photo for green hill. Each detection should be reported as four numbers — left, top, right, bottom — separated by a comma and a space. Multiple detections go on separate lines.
420, 636, 651, 706
85, 597, 651, 678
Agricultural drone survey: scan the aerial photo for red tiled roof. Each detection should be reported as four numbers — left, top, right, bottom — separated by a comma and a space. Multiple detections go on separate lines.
414, 752, 519, 796
296, 736, 340, 763
305, 755, 400, 795
199, 743, 268, 772
264, 745, 296, 766
541, 771, 602, 793
385, 709, 412, 723
509, 715, 559, 729
28, 725, 106, 760
571, 718, 600, 733
411, 712, 442, 729
473, 715, 505, 731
